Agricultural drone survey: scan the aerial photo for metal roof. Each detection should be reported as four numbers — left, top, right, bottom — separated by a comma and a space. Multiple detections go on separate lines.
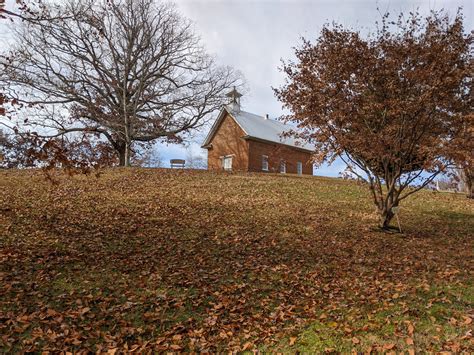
202, 106, 314, 152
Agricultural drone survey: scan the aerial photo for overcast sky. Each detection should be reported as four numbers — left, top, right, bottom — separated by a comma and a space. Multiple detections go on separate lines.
166, 0, 473, 175
2, 0, 473, 175
175, 0, 472, 116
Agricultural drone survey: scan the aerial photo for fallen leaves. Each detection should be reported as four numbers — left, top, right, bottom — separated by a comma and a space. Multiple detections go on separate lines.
382, 343, 396, 350
0, 169, 473, 352
46, 309, 59, 317
79, 307, 90, 316
242, 341, 253, 350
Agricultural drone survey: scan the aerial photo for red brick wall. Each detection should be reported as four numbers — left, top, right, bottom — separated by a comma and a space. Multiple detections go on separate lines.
248, 140, 313, 175
205, 112, 313, 174
206, 113, 249, 171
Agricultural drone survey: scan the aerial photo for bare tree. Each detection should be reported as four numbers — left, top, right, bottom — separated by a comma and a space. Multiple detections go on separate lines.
1, 0, 243, 166
1, 0, 76, 118
1, 1, 62, 21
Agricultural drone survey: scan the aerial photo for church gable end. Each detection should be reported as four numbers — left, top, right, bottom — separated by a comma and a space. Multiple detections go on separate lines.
205, 112, 249, 171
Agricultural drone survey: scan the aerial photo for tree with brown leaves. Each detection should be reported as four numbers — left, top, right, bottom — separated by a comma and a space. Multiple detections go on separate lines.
275, 10, 473, 230
0, 128, 31, 168
452, 113, 474, 198
1, 0, 243, 166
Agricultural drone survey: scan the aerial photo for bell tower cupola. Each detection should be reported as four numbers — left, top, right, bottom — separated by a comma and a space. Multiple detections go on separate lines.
226, 86, 242, 113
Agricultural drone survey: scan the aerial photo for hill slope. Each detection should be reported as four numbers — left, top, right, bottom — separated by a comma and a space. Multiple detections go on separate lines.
1, 169, 473, 352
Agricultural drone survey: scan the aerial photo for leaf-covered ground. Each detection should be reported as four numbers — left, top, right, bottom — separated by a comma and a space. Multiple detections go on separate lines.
1, 169, 473, 352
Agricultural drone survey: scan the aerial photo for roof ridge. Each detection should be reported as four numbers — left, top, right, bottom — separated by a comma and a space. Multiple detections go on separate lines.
238, 110, 286, 125
202, 106, 313, 152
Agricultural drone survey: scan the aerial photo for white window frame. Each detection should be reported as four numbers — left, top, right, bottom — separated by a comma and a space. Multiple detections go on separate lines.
222, 155, 233, 171
297, 161, 303, 175
280, 160, 286, 174
262, 155, 269, 171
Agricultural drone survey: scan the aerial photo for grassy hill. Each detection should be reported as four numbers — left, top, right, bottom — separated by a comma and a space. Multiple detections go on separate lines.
1, 169, 473, 352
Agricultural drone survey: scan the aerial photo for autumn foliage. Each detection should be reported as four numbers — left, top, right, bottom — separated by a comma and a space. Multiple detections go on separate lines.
1, 169, 473, 352
275, 10, 473, 229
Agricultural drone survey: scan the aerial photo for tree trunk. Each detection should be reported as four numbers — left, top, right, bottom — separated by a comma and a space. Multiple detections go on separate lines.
462, 168, 473, 198
117, 144, 131, 167
467, 181, 473, 199
378, 192, 400, 231
378, 207, 395, 230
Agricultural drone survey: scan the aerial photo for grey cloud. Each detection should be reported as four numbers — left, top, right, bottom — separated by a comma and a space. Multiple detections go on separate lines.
2, 0, 472, 174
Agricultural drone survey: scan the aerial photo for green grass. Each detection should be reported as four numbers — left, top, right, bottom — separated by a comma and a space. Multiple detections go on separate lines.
272, 281, 473, 352
0, 168, 472, 352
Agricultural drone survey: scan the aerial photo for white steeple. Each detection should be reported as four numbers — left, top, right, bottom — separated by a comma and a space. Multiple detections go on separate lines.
226, 86, 242, 113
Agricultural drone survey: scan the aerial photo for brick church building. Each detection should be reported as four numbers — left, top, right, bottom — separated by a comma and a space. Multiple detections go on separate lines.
202, 88, 314, 175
